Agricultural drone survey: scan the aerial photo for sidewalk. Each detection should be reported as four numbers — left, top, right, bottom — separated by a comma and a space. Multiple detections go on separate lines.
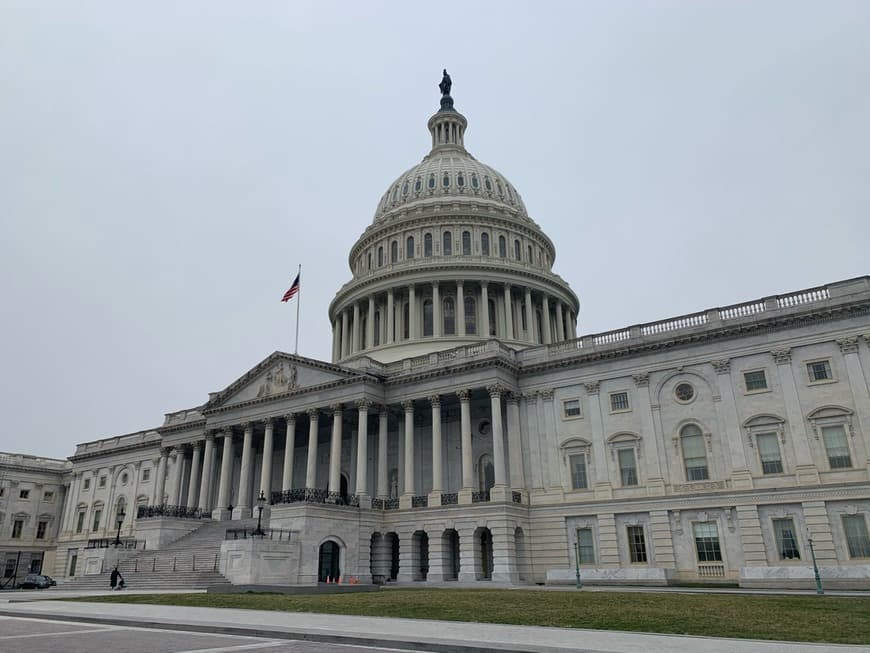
1, 591, 869, 653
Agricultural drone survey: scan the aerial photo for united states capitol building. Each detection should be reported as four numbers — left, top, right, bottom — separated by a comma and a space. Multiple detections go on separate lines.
3, 75, 870, 589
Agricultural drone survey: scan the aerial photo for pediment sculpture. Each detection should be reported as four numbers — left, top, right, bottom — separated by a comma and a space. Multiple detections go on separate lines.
257, 362, 298, 398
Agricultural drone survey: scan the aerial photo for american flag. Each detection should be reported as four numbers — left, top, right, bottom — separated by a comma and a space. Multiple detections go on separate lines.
281, 273, 300, 302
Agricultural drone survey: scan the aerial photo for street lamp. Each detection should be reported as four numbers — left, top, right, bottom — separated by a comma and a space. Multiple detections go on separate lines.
807, 529, 824, 595
114, 509, 126, 547
253, 490, 266, 537
573, 528, 583, 589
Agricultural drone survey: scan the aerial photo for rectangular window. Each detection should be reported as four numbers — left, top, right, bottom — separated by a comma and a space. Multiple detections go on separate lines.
756, 432, 783, 474
772, 518, 800, 560
627, 525, 647, 563
842, 515, 870, 558
83, 478, 90, 490
610, 391, 630, 412
99, 476, 107, 488
576, 528, 595, 564
4, 559, 15, 578
807, 360, 832, 382
75, 511, 85, 534
142, 469, 151, 482
822, 425, 852, 469
693, 522, 723, 562
12, 520, 24, 539
569, 454, 588, 490
36, 521, 48, 540
19, 489, 30, 499
744, 370, 768, 392
43, 491, 54, 502
563, 399, 581, 418
92, 509, 102, 532
682, 431, 709, 481
618, 449, 638, 486
0, 487, 4, 497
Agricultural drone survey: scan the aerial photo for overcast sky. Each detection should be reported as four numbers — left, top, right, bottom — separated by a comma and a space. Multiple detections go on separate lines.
1, 2, 868, 459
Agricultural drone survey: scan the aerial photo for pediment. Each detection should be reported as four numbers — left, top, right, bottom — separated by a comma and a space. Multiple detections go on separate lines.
206, 352, 364, 409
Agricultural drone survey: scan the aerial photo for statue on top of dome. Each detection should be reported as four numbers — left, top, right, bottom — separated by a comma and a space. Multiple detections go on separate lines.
439, 69, 452, 97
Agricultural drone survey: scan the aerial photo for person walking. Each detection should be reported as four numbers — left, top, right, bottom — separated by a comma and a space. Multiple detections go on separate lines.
109, 566, 122, 590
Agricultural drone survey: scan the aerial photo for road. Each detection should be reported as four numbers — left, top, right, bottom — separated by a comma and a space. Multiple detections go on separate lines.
0, 616, 425, 653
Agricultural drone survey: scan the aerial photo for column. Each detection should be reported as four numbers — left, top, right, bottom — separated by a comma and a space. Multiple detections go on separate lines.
282, 414, 296, 491
367, 295, 375, 349
62, 472, 80, 535
554, 300, 565, 342
633, 374, 665, 495
503, 285, 514, 340
186, 442, 202, 508
524, 287, 535, 343
215, 428, 234, 518
199, 433, 215, 512
408, 284, 417, 339
154, 448, 169, 505
305, 409, 319, 488
458, 389, 474, 494
402, 400, 415, 501
356, 400, 371, 500
457, 281, 466, 337
583, 383, 612, 498
377, 407, 389, 498
234, 422, 254, 518
260, 418, 274, 500
488, 385, 508, 497
429, 395, 443, 503
332, 320, 341, 361
329, 404, 343, 495
169, 448, 184, 506
352, 303, 361, 353
541, 295, 552, 345
341, 310, 350, 358
432, 281, 441, 337
481, 282, 490, 337
386, 290, 395, 344
506, 394, 525, 490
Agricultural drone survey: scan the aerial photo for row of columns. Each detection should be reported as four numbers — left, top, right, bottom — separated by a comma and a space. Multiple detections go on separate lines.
332, 281, 577, 359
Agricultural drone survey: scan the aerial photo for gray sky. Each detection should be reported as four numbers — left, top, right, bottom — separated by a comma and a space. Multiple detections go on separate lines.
1, 2, 868, 459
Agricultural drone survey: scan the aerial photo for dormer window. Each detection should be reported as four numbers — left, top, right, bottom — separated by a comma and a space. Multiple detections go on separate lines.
414, 177, 422, 192
428, 174, 436, 190
484, 176, 492, 191
402, 181, 409, 196
457, 172, 465, 187
442, 173, 450, 188
471, 174, 480, 189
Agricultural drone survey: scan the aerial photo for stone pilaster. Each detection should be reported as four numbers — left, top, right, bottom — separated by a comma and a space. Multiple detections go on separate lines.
735, 504, 767, 567
597, 513, 620, 567
649, 509, 675, 571
802, 500, 838, 563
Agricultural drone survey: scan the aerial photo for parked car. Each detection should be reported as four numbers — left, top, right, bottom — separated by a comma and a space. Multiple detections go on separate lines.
17, 574, 55, 589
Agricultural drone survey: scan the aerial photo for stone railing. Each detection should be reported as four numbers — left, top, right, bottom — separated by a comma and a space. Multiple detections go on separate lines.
382, 339, 516, 375
271, 488, 360, 507
441, 493, 458, 505
136, 504, 205, 520
85, 537, 145, 550
472, 490, 491, 503
225, 527, 292, 541
411, 495, 429, 508
512, 491, 522, 504
372, 497, 400, 510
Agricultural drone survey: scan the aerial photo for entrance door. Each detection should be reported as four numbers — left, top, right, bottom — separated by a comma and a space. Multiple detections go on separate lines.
318, 541, 340, 582
480, 530, 493, 580
67, 550, 78, 577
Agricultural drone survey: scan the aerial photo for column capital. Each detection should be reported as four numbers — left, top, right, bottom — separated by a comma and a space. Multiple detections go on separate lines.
456, 389, 472, 402
160, 447, 171, 457
356, 399, 372, 411
432, 280, 439, 289
261, 417, 275, 429
428, 394, 441, 407
771, 348, 792, 365
480, 280, 488, 289
521, 391, 537, 403
486, 384, 505, 398
204, 432, 216, 443
632, 372, 650, 387
456, 279, 464, 288
191, 440, 203, 451
505, 392, 520, 405
329, 403, 344, 415
539, 388, 555, 402
222, 426, 234, 438
307, 408, 320, 419
241, 421, 254, 432
837, 336, 859, 354
284, 412, 297, 423
170, 448, 180, 459
584, 382, 600, 395
710, 359, 731, 374
401, 399, 415, 412
378, 404, 390, 417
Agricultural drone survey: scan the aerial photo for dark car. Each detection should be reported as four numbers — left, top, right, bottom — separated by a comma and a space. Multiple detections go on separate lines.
17, 574, 54, 589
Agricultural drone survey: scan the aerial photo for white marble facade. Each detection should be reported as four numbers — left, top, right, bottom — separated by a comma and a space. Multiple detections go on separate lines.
7, 79, 870, 589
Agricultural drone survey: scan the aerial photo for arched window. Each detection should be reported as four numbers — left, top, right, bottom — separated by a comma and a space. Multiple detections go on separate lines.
373, 311, 381, 347
478, 454, 494, 492
406, 236, 415, 259
481, 232, 490, 255
424, 233, 433, 257
115, 496, 127, 525
498, 236, 506, 258
462, 231, 471, 255
484, 176, 492, 192
528, 244, 533, 263
414, 176, 422, 192
423, 300, 433, 337
471, 173, 480, 189
390, 241, 398, 263
465, 296, 476, 334
514, 239, 521, 260
680, 424, 708, 481
457, 172, 465, 187
428, 174, 436, 190
402, 302, 409, 339
442, 172, 450, 188
488, 299, 497, 336
443, 297, 455, 335
443, 232, 452, 256
402, 181, 409, 196
377, 247, 384, 267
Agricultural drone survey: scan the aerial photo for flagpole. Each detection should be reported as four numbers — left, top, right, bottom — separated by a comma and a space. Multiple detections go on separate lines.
294, 264, 301, 355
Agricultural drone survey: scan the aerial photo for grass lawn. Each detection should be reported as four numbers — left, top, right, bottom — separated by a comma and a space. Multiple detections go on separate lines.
71, 588, 870, 644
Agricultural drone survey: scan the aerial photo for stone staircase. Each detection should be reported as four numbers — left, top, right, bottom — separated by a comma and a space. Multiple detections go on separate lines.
59, 518, 260, 591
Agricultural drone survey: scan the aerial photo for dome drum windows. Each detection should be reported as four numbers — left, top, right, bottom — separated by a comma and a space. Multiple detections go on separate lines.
402, 181, 409, 197
414, 177, 422, 192
377, 247, 384, 267
390, 241, 398, 264
514, 239, 521, 261
457, 172, 465, 188
406, 236, 415, 259
443, 297, 455, 335
498, 236, 506, 258
424, 233, 433, 257
481, 232, 490, 255
464, 296, 476, 334
428, 174, 436, 191
471, 174, 480, 189
484, 176, 492, 192
462, 231, 471, 255
442, 173, 450, 188
443, 232, 452, 256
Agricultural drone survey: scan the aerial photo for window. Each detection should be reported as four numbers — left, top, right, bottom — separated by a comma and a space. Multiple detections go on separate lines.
19, 489, 30, 499
373, 311, 381, 346
471, 173, 479, 189
92, 509, 102, 532
756, 433, 783, 474
403, 302, 409, 339
484, 176, 492, 191
481, 232, 489, 255
443, 232, 452, 256
406, 236, 414, 259
457, 172, 465, 187
464, 296, 476, 334
142, 469, 151, 482
842, 515, 870, 558
36, 521, 48, 540
681, 424, 709, 481
422, 300, 433, 337
514, 239, 521, 260
527, 244, 533, 263
822, 425, 852, 468
488, 299, 497, 336
366, 253, 371, 270
83, 478, 91, 490
618, 449, 638, 486
428, 174, 436, 190
99, 476, 106, 488
807, 360, 832, 383
563, 399, 581, 418
744, 370, 768, 392
443, 297, 455, 335
390, 241, 398, 263
75, 511, 85, 534
627, 525, 647, 563
402, 181, 409, 196
462, 231, 471, 255
12, 520, 23, 539
498, 235, 506, 258
44, 491, 54, 501
4, 559, 15, 578
576, 528, 595, 564
693, 522, 722, 562
772, 518, 800, 560
674, 383, 694, 402
0, 488, 4, 498
377, 246, 384, 267
424, 233, 433, 257
609, 392, 630, 412
569, 454, 588, 490
414, 176, 422, 192
442, 172, 450, 187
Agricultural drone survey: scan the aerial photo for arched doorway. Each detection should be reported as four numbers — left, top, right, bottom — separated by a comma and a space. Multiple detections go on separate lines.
318, 540, 341, 582
475, 527, 493, 580
389, 533, 400, 581
443, 529, 460, 581
412, 531, 429, 581
515, 527, 528, 582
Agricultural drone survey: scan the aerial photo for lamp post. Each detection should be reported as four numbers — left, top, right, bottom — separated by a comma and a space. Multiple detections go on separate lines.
807, 529, 824, 595
253, 490, 266, 537
573, 529, 583, 589
114, 509, 126, 547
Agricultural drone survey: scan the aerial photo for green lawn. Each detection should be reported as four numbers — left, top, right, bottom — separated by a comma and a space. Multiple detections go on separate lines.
71, 588, 870, 644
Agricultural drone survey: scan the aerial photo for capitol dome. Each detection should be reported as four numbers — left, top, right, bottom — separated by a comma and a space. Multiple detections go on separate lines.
328, 72, 579, 364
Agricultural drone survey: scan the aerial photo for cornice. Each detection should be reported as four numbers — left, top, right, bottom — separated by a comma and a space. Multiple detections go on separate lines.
382, 355, 519, 387
158, 419, 207, 435
69, 440, 161, 463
